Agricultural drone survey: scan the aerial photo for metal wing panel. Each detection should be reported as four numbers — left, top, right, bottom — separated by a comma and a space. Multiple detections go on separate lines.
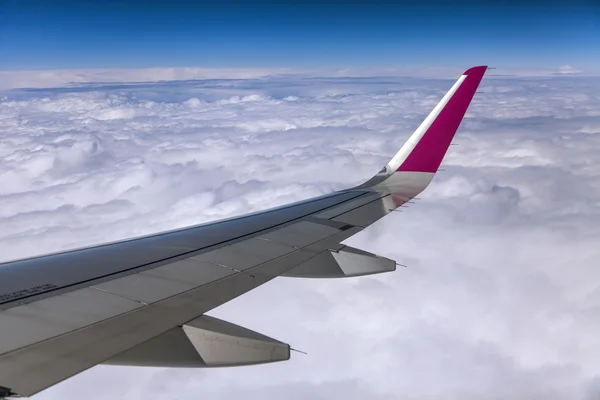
0, 190, 367, 310
332, 194, 397, 227
139, 258, 235, 286
92, 273, 200, 304
0, 191, 378, 397
0, 288, 143, 355
192, 237, 297, 272
257, 220, 341, 248
0, 248, 321, 396
314, 192, 386, 219
0, 174, 422, 398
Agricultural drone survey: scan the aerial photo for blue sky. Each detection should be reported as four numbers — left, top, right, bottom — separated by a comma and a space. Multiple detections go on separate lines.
0, 0, 598, 71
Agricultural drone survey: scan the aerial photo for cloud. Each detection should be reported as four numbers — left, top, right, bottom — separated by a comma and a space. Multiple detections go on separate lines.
557, 65, 584, 75
2, 65, 600, 91
1, 72, 600, 399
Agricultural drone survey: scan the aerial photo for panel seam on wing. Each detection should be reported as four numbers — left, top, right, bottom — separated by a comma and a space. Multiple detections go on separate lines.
90, 287, 150, 306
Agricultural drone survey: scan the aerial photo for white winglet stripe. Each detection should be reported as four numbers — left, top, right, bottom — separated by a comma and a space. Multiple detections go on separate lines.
385, 74, 468, 172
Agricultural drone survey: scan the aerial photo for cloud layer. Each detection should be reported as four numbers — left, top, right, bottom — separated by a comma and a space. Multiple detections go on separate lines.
1, 72, 600, 399
0, 65, 595, 91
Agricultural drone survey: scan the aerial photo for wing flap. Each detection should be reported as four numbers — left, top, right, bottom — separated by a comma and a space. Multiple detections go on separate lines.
0, 288, 143, 355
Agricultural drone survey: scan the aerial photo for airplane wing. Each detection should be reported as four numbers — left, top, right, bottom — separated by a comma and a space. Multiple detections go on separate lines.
0, 66, 488, 398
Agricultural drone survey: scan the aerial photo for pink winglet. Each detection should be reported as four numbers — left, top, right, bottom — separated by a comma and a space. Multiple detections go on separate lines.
397, 66, 488, 172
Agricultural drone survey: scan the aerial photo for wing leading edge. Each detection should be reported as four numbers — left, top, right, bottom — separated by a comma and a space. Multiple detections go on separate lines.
0, 66, 487, 398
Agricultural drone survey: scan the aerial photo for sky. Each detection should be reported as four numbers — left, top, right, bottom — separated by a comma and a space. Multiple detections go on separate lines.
1, 0, 600, 399
0, 0, 599, 71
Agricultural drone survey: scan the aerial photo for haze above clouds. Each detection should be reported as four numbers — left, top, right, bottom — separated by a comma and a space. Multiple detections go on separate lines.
1, 71, 600, 399
0, 65, 596, 91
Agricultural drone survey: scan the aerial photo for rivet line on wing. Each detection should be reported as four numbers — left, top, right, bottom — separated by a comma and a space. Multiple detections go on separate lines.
255, 236, 300, 250
189, 257, 242, 273
89, 286, 149, 306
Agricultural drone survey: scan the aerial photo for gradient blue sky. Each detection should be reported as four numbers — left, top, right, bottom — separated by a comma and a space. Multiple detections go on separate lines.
0, 0, 598, 71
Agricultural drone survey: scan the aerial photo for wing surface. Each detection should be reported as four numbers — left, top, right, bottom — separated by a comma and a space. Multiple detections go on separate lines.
0, 66, 488, 398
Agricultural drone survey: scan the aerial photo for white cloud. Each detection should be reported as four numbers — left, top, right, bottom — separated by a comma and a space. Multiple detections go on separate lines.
558, 65, 584, 75
2, 65, 599, 91
1, 72, 600, 399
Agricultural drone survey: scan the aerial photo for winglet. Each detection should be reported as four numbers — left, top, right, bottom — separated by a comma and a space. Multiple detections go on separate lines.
386, 66, 488, 173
